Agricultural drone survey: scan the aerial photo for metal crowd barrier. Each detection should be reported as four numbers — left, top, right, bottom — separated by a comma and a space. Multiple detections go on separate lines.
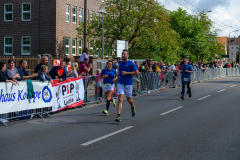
1, 68, 240, 126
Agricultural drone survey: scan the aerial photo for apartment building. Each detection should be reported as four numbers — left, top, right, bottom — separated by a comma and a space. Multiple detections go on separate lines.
228, 36, 240, 61
0, 0, 103, 59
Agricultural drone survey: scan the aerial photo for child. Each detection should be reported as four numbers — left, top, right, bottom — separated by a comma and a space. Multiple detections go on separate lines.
71, 62, 79, 78
96, 69, 103, 102
36, 65, 53, 84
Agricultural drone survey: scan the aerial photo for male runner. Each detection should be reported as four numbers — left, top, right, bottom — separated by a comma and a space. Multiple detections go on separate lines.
181, 57, 193, 100
115, 49, 139, 122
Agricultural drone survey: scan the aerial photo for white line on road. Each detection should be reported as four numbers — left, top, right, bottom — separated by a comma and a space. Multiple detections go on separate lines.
230, 85, 236, 88
81, 126, 134, 146
198, 95, 211, 101
218, 89, 226, 93
160, 106, 183, 116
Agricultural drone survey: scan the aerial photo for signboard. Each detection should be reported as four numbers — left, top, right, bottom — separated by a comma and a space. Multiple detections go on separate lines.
0, 81, 54, 114
52, 77, 84, 112
117, 40, 128, 57
53, 59, 71, 70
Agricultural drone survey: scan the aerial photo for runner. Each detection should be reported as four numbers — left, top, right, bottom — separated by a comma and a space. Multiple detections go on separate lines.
181, 57, 193, 100
115, 49, 139, 122
100, 60, 117, 115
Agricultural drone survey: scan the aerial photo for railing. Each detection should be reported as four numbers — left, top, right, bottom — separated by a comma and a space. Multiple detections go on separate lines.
0, 68, 239, 126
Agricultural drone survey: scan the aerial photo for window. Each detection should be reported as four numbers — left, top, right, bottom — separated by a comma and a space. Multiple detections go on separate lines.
79, 40, 82, 55
231, 52, 233, 55
232, 47, 233, 49
72, 38, 76, 55
4, 37, 13, 55
72, 6, 76, 24
79, 8, 83, 23
22, 3, 31, 21
91, 11, 94, 24
65, 38, 70, 55
22, 36, 31, 55
4, 4, 13, 21
66, 5, 70, 22
90, 42, 94, 54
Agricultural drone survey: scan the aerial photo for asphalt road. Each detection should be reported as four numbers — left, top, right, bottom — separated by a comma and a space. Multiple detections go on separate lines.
1, 76, 240, 160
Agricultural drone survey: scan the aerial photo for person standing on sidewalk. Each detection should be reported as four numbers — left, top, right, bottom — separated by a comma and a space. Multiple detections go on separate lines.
100, 60, 117, 115
181, 57, 193, 100
115, 49, 139, 122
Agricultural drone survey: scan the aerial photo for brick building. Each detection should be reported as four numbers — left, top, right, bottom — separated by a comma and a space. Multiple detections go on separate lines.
0, 0, 103, 59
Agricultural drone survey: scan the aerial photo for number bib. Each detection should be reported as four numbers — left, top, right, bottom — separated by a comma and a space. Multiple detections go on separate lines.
119, 84, 129, 88
104, 83, 111, 89
183, 77, 189, 82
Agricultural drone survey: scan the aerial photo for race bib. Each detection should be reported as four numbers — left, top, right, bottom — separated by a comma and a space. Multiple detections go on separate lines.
120, 84, 129, 88
183, 77, 189, 82
104, 83, 111, 89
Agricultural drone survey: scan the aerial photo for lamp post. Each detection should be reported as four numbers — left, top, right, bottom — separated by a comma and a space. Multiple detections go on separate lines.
229, 30, 239, 61
84, 0, 87, 48
98, 6, 106, 70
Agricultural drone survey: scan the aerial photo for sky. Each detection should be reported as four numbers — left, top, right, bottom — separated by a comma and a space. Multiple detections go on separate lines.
158, 0, 240, 38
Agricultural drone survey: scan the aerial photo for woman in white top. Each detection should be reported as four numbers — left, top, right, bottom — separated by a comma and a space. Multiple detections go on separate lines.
79, 48, 90, 63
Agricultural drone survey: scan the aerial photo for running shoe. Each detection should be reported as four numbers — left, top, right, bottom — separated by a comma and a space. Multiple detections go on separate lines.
131, 107, 136, 117
115, 115, 121, 122
189, 91, 192, 98
181, 96, 184, 100
137, 90, 143, 94
102, 109, 108, 115
112, 98, 116, 107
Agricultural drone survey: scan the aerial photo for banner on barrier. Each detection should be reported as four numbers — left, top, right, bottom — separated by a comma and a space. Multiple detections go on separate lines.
0, 81, 54, 114
52, 77, 84, 112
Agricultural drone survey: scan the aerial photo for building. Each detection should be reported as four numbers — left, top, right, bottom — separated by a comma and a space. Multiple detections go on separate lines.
0, 0, 103, 59
217, 37, 228, 55
228, 36, 240, 61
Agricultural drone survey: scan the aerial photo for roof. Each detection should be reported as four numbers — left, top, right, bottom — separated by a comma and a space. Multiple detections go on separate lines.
217, 37, 228, 46
229, 37, 240, 45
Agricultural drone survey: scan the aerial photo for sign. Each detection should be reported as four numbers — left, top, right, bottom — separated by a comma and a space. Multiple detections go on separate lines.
0, 81, 54, 114
53, 59, 71, 70
52, 77, 84, 112
117, 40, 128, 57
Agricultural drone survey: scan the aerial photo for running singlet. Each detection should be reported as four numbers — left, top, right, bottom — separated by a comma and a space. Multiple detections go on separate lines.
181, 64, 193, 79
57, 68, 64, 77
118, 60, 138, 85
101, 69, 117, 84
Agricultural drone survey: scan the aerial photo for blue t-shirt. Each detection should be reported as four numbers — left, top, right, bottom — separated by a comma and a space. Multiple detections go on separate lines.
118, 60, 138, 85
16, 66, 30, 79
100, 69, 117, 84
181, 64, 193, 79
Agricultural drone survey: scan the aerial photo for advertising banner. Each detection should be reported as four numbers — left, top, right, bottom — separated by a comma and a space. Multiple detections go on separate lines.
0, 81, 54, 114
52, 77, 84, 112
53, 59, 71, 70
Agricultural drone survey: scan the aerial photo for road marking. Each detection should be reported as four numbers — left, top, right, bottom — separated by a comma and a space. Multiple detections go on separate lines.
160, 106, 183, 116
230, 85, 236, 88
81, 126, 134, 146
218, 89, 226, 93
198, 95, 211, 101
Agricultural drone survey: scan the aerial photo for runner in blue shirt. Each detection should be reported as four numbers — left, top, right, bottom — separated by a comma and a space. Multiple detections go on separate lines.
181, 57, 193, 100
115, 49, 139, 122
100, 60, 117, 115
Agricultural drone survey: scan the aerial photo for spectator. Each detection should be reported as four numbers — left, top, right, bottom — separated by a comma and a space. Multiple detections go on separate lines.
96, 69, 103, 102
36, 65, 53, 84
147, 63, 153, 72
159, 61, 164, 70
64, 57, 73, 76
0, 62, 18, 85
152, 61, 157, 72
79, 47, 90, 64
34, 56, 48, 73
71, 62, 79, 78
79, 58, 92, 102
6, 59, 21, 81
16, 60, 38, 80
49, 60, 68, 82
139, 61, 147, 72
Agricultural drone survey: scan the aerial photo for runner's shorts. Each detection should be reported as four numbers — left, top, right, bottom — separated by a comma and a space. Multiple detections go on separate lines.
103, 83, 115, 92
117, 83, 133, 98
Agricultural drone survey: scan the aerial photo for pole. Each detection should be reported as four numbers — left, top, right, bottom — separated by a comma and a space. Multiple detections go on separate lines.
101, 6, 104, 70
84, 0, 87, 48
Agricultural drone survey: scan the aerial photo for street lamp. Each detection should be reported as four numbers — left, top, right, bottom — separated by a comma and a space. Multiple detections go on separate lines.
229, 30, 239, 61
98, 6, 106, 70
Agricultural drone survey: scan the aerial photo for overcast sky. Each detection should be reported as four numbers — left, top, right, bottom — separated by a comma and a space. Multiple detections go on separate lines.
158, 0, 240, 38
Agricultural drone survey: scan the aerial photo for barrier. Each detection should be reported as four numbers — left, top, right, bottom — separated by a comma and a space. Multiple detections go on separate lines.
1, 68, 240, 126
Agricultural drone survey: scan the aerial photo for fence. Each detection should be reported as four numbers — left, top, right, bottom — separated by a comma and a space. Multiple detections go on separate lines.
0, 56, 40, 74
0, 68, 240, 126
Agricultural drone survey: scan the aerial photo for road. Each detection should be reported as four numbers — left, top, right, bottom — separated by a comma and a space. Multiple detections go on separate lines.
1, 76, 240, 160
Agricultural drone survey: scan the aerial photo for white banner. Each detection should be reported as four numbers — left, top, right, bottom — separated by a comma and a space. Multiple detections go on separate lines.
0, 81, 54, 114
52, 77, 84, 112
